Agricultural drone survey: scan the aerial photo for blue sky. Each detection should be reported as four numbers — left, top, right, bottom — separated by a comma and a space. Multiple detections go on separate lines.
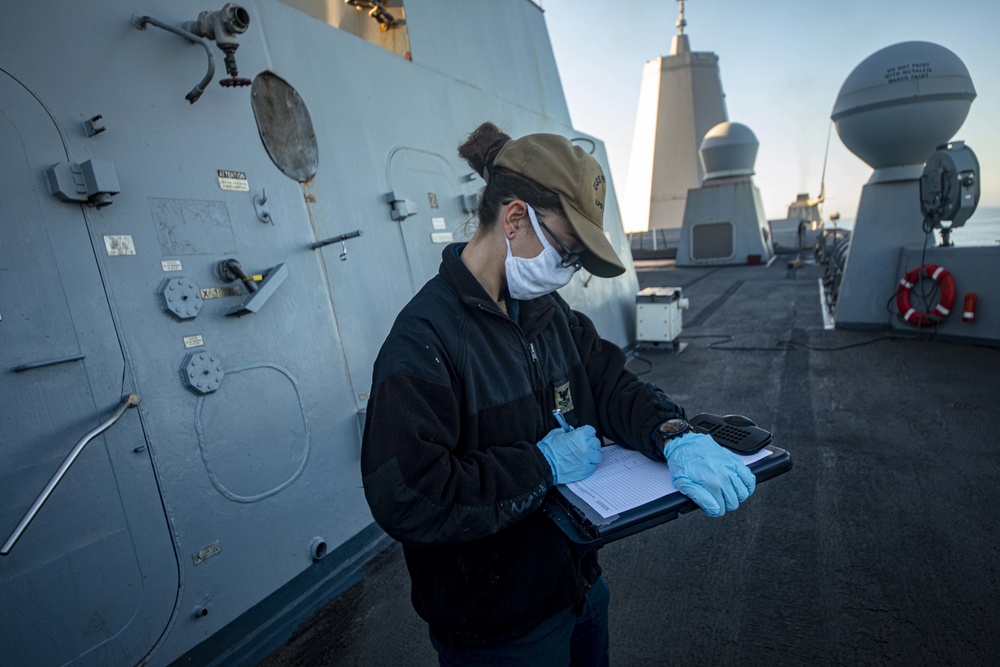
542, 0, 999, 223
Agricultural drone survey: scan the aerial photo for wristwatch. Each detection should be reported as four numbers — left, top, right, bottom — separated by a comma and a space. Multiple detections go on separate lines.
653, 418, 690, 446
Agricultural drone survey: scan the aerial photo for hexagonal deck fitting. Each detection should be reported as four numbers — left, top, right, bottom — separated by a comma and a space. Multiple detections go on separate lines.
159, 277, 204, 320
181, 350, 224, 394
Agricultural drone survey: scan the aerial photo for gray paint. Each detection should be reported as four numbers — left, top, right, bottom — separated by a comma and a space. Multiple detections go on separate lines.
890, 244, 1000, 345
834, 180, 928, 328
0, 1, 640, 665
676, 178, 773, 266
0, 69, 178, 666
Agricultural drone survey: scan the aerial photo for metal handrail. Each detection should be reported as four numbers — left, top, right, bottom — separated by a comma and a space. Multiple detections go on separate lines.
1, 394, 141, 556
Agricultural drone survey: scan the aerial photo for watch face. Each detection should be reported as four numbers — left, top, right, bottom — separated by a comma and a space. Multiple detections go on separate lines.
658, 418, 690, 439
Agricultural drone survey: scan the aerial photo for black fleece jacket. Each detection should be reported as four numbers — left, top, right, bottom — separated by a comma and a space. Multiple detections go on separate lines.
361, 244, 683, 647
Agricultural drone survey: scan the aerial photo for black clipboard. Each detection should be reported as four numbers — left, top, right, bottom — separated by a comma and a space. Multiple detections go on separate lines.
543, 437, 792, 548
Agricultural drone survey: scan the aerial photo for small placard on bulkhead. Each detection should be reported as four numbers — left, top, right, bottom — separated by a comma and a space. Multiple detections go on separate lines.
217, 170, 249, 192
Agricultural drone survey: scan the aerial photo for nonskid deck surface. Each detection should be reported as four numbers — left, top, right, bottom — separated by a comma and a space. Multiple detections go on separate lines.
261, 259, 1000, 666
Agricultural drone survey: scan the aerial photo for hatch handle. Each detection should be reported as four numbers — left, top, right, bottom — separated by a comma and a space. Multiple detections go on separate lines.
226, 263, 288, 316
1, 394, 141, 556
13, 353, 86, 372
310, 229, 363, 260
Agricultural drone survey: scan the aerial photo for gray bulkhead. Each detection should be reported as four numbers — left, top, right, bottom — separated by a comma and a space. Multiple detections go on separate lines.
0, 1, 639, 665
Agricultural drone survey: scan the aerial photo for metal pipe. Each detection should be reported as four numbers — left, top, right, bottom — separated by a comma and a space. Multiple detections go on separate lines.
13, 353, 86, 372
1, 394, 140, 556
132, 14, 216, 103
309, 229, 364, 250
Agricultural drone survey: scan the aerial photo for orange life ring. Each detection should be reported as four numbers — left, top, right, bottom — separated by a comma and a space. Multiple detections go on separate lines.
895, 264, 956, 326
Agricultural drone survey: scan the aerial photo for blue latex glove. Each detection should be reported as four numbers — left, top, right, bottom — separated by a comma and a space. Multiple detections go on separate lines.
663, 432, 756, 517
536, 425, 602, 485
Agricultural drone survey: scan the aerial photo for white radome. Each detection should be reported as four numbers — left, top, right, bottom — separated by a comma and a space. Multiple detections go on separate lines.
832, 41, 976, 171
699, 121, 758, 180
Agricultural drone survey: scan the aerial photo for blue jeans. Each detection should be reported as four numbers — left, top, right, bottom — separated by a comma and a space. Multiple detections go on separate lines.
429, 577, 611, 667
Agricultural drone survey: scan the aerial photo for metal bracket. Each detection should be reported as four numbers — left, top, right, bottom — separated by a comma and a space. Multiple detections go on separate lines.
254, 189, 273, 224
46, 159, 121, 208
345, 1, 405, 29
226, 263, 288, 316
84, 115, 106, 137
460, 192, 479, 214
384, 190, 417, 221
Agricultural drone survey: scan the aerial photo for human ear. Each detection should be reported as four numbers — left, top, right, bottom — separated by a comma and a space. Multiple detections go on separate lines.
502, 200, 529, 240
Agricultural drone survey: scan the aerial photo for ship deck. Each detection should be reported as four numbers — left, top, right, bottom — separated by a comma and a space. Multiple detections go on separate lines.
260, 256, 1000, 666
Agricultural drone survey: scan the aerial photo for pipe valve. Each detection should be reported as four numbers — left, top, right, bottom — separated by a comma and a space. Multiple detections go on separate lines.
184, 4, 252, 87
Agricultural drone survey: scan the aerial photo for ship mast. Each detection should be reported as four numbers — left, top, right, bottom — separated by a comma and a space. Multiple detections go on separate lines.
671, 0, 690, 55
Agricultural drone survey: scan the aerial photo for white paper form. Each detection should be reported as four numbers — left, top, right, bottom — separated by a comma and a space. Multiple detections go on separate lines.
565, 445, 773, 519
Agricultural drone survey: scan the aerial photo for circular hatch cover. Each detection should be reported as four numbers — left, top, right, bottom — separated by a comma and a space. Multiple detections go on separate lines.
251, 71, 319, 182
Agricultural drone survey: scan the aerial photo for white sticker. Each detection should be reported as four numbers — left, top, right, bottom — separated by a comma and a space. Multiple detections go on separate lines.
104, 235, 136, 256
217, 170, 249, 192
161, 260, 183, 272
431, 232, 454, 244
183, 335, 205, 349
432, 217, 447, 230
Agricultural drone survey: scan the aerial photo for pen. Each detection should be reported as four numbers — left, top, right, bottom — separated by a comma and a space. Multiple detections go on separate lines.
552, 409, 572, 432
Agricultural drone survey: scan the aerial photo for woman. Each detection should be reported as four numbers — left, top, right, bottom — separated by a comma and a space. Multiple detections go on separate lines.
361, 123, 755, 666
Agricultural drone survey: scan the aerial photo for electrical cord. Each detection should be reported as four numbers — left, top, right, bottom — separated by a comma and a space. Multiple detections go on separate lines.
626, 355, 654, 375
677, 332, 920, 352
636, 331, 995, 359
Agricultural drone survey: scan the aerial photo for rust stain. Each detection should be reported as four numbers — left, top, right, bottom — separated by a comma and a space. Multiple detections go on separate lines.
301, 182, 322, 243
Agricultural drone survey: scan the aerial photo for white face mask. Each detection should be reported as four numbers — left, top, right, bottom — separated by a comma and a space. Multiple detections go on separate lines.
504, 203, 578, 300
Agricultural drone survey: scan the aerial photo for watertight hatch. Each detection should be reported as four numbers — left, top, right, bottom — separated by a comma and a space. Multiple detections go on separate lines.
0, 71, 177, 666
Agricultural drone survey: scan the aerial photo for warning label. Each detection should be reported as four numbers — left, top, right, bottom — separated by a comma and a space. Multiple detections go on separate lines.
217, 170, 249, 192
884, 62, 932, 84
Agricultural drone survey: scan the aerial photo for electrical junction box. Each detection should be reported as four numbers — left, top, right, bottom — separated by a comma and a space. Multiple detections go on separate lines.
636, 287, 689, 349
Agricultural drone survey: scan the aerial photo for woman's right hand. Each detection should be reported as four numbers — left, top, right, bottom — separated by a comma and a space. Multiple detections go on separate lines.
535, 425, 602, 485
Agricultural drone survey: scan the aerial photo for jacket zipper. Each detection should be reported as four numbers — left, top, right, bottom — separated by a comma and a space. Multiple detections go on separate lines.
528, 341, 544, 399
476, 303, 546, 413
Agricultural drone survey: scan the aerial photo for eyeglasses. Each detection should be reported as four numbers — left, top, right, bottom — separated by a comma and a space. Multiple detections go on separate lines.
535, 217, 582, 271
503, 200, 582, 271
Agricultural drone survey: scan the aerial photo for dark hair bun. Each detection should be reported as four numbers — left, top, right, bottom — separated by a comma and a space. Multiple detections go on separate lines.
458, 122, 511, 180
